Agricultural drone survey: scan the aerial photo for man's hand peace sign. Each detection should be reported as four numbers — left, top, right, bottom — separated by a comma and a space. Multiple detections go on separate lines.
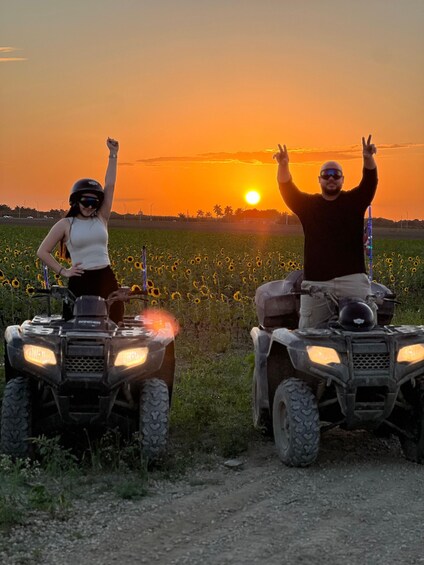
362, 135, 377, 158
273, 144, 289, 166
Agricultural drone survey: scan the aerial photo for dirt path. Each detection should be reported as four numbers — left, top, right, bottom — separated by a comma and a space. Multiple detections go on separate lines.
3, 430, 424, 565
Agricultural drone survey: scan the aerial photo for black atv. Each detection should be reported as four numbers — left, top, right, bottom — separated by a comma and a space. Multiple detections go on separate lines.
1, 285, 176, 461
251, 270, 424, 467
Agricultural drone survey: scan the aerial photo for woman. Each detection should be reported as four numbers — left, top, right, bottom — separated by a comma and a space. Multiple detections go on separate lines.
37, 137, 124, 324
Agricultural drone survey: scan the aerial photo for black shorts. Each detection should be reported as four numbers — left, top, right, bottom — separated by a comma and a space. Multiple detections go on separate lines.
63, 265, 124, 324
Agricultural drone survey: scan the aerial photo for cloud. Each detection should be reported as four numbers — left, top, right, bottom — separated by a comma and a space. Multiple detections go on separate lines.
135, 143, 424, 166
114, 198, 147, 202
0, 46, 27, 62
0, 58, 27, 62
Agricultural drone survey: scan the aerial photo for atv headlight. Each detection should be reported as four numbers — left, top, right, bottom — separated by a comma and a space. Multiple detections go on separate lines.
23, 344, 56, 367
115, 347, 148, 368
307, 346, 341, 366
397, 344, 424, 364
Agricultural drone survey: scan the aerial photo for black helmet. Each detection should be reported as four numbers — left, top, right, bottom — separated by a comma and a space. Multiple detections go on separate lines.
69, 178, 104, 206
338, 299, 375, 331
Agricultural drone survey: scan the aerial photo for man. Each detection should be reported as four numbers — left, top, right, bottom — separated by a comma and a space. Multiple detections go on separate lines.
274, 135, 378, 329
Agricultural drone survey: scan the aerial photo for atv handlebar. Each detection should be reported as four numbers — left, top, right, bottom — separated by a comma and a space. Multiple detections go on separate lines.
34, 285, 147, 306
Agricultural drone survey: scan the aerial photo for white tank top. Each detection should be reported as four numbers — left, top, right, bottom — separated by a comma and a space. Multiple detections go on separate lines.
66, 217, 110, 269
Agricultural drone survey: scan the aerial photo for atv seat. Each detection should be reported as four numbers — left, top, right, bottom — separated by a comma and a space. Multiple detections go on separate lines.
255, 271, 395, 329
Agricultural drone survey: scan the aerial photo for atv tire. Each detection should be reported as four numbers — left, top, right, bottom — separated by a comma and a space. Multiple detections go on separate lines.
1, 376, 33, 458
139, 378, 169, 460
272, 377, 320, 467
400, 383, 424, 464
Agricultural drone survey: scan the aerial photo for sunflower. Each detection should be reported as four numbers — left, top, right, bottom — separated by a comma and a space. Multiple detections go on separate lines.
26, 285, 35, 296
134, 261, 142, 269
200, 285, 209, 296
193, 297, 201, 305
11, 278, 20, 289
233, 291, 242, 302
0, 269, 4, 281
131, 284, 142, 292
127, 255, 134, 263
171, 291, 182, 300
147, 279, 154, 289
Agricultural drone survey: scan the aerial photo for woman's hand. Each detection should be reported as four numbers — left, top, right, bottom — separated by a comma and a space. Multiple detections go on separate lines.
107, 137, 119, 155
63, 262, 84, 278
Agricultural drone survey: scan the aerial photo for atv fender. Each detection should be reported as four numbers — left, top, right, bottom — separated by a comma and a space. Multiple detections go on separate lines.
251, 327, 272, 413
268, 328, 311, 370
4, 325, 25, 378
266, 329, 300, 411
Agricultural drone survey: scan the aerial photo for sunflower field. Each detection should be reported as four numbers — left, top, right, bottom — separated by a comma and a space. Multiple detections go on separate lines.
0, 224, 423, 352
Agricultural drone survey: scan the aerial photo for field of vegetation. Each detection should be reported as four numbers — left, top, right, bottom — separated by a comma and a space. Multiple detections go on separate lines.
0, 224, 423, 533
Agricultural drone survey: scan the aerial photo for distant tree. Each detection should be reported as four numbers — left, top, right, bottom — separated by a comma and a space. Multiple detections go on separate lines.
213, 204, 223, 217
196, 210, 204, 218
178, 212, 186, 219
205, 211, 212, 218
234, 208, 243, 216
224, 206, 233, 217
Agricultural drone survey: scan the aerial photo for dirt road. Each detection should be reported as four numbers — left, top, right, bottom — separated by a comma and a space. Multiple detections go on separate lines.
3, 430, 424, 565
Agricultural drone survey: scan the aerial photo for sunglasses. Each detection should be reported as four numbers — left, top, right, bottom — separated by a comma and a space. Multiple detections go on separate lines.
78, 196, 100, 208
320, 169, 343, 180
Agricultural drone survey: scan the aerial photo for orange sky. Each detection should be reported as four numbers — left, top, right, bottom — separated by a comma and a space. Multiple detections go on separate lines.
1, 1, 423, 220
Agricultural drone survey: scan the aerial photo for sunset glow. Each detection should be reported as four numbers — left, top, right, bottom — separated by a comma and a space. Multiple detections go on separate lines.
1, 3, 423, 220
245, 191, 261, 206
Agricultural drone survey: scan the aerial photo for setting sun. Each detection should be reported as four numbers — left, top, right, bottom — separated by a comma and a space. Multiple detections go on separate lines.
245, 190, 261, 206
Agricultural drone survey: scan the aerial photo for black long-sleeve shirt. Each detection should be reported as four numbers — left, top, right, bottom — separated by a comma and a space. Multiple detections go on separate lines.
279, 167, 378, 281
